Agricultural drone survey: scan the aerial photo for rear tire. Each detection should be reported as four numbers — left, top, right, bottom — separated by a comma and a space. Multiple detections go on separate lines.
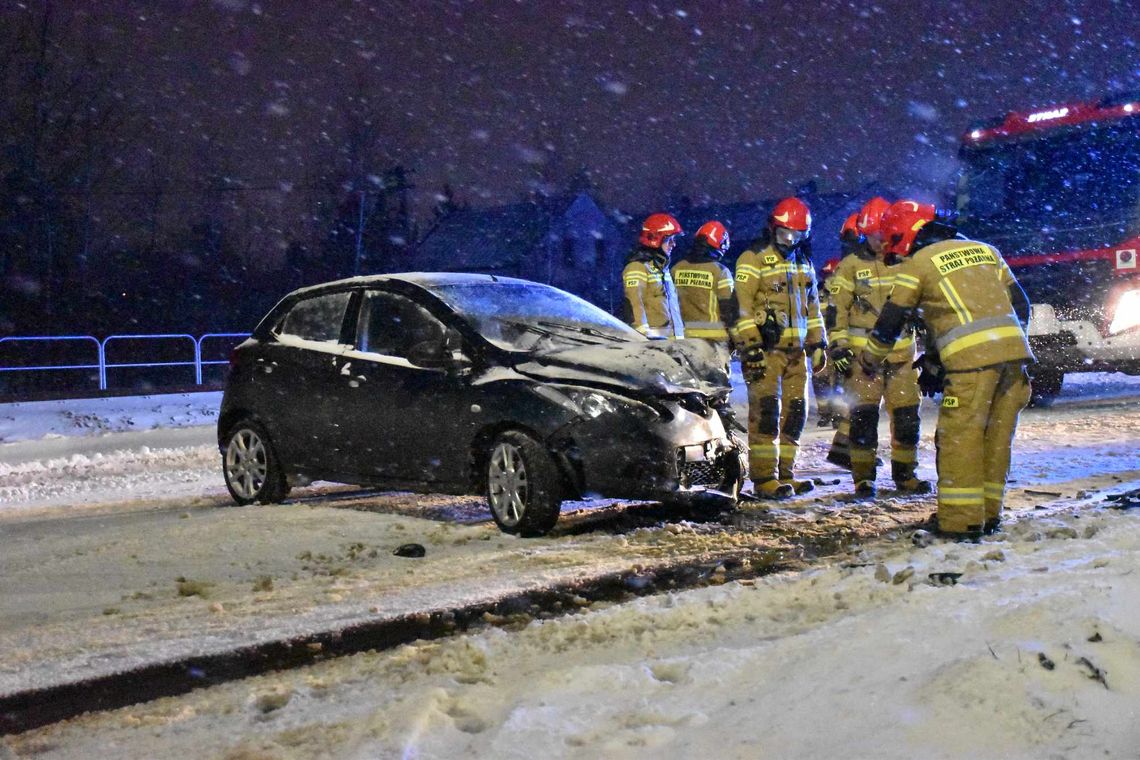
1029, 368, 1063, 407
485, 431, 563, 537
222, 420, 291, 505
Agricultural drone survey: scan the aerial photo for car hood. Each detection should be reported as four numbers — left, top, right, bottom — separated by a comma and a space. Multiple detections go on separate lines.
512, 339, 729, 396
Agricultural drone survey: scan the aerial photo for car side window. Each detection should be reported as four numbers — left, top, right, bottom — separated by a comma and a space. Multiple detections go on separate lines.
276, 291, 352, 343
357, 291, 446, 359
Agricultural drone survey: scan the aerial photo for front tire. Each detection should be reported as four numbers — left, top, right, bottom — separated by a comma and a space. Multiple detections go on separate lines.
485, 431, 563, 537
222, 420, 291, 505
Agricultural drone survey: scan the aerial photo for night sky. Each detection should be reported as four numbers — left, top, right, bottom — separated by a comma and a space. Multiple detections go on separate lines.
8, 0, 1140, 219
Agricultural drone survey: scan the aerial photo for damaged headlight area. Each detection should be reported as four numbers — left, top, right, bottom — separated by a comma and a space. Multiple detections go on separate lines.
536, 385, 662, 423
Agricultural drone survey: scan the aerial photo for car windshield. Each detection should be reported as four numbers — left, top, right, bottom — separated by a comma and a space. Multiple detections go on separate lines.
957, 118, 1140, 253
429, 281, 643, 351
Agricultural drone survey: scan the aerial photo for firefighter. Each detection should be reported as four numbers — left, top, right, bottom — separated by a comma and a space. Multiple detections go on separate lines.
671, 220, 738, 362
622, 213, 685, 339
735, 197, 827, 498
858, 201, 1032, 539
829, 197, 929, 498
814, 253, 844, 429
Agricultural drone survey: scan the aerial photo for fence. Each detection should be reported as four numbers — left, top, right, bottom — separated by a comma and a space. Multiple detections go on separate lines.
0, 333, 249, 398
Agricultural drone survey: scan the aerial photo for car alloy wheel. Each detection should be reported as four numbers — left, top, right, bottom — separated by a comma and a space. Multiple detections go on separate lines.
488, 441, 530, 527
485, 431, 562, 537
222, 420, 290, 505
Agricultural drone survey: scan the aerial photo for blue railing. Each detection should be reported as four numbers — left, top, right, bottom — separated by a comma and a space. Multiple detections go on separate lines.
0, 332, 250, 391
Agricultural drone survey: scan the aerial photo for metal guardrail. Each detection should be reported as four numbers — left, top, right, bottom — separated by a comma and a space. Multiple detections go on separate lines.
0, 332, 249, 391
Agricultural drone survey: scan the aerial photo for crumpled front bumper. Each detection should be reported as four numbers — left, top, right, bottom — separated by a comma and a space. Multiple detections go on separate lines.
552, 398, 745, 503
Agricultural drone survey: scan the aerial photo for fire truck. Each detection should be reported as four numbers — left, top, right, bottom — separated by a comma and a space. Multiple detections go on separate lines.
956, 92, 1140, 403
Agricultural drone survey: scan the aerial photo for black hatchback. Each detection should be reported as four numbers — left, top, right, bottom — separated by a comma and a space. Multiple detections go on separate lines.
218, 273, 745, 536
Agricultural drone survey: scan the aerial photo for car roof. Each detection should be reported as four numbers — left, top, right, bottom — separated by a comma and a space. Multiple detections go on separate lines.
286, 272, 538, 300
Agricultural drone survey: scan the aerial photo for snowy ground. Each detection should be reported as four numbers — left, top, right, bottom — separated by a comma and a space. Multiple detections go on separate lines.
2, 374, 1140, 757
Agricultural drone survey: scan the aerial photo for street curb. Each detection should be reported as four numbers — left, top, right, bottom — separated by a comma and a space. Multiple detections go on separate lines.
0, 548, 793, 736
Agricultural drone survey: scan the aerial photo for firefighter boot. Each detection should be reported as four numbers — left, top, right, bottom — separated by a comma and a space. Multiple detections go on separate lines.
826, 431, 851, 469
892, 461, 931, 495
751, 478, 794, 499
853, 480, 877, 499
779, 462, 814, 495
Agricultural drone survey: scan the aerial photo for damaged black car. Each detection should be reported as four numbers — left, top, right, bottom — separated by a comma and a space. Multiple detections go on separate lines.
218, 273, 746, 536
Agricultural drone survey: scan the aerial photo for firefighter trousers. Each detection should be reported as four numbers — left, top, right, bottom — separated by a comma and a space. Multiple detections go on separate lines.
847, 361, 922, 485
747, 348, 808, 482
935, 362, 1031, 533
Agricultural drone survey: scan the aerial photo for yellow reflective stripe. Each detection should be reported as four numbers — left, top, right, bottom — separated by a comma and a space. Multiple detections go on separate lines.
891, 448, 917, 464
737, 264, 765, 278
940, 325, 1026, 360
830, 329, 849, 342
894, 334, 915, 346
625, 272, 648, 281
780, 327, 807, 338
750, 444, 779, 455
939, 486, 984, 505
866, 339, 891, 357
685, 326, 729, 338
848, 335, 868, 348
850, 449, 877, 464
984, 482, 1006, 496
893, 274, 920, 291
939, 496, 985, 506
806, 318, 823, 329
736, 318, 758, 330
939, 280, 973, 325
832, 275, 854, 292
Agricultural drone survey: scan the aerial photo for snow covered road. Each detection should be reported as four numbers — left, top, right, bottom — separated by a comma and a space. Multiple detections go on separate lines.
2, 376, 1140, 756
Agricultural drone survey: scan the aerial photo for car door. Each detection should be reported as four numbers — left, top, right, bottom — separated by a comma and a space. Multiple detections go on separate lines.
336, 289, 480, 486
254, 289, 355, 473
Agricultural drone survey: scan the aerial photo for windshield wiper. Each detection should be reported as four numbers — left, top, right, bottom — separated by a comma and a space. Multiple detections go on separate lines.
502, 320, 597, 346
534, 320, 628, 343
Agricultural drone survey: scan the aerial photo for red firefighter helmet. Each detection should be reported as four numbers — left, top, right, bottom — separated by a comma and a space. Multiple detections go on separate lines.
839, 213, 862, 245
855, 196, 893, 240
695, 220, 730, 257
639, 213, 683, 248
769, 197, 811, 253
880, 200, 937, 258
769, 197, 811, 232
821, 257, 841, 277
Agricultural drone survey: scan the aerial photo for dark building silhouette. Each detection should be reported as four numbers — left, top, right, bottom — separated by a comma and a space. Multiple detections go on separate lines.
414, 191, 627, 312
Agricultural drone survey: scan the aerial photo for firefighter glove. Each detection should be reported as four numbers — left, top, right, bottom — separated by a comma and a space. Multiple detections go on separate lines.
913, 352, 946, 397
759, 310, 782, 351
740, 343, 767, 383
808, 342, 828, 375
830, 346, 855, 377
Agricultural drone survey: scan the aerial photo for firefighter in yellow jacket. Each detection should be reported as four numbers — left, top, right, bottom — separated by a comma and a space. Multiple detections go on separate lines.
816, 252, 843, 430
622, 213, 685, 339
671, 220, 738, 359
829, 197, 929, 498
859, 201, 1033, 539
735, 197, 827, 498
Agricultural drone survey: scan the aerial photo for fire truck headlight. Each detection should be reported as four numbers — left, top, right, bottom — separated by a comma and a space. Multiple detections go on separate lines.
1109, 289, 1140, 335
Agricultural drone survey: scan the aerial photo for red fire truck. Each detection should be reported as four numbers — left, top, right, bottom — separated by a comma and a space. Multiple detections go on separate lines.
956, 92, 1140, 403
